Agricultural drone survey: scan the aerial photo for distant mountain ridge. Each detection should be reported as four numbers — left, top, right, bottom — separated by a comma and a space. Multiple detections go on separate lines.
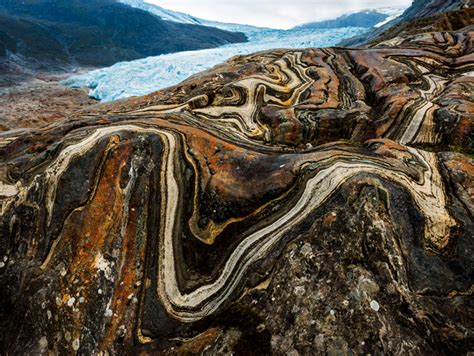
294, 8, 404, 30
340, 0, 472, 46
0, 0, 246, 74
117, 0, 266, 34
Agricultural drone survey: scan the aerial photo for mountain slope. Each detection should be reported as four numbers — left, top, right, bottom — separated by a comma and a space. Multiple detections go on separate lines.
295, 10, 390, 30
117, 0, 265, 33
340, 0, 472, 46
366, 8, 474, 46
397, 0, 472, 21
0, 0, 246, 72
118, 0, 208, 25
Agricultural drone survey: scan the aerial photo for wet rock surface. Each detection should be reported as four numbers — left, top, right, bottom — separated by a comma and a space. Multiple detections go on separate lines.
0, 28, 472, 355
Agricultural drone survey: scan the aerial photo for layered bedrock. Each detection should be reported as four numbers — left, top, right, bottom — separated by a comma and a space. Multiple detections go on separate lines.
0, 30, 472, 354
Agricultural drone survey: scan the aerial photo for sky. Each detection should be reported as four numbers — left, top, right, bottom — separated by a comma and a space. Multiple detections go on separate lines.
147, 0, 413, 29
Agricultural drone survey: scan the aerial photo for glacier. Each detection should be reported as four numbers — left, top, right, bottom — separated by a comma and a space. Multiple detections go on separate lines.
374, 7, 406, 28
62, 26, 368, 102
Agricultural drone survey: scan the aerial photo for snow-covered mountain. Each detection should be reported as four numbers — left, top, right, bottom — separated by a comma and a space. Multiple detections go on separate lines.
118, 0, 202, 24
295, 7, 406, 30
62, 26, 367, 102
117, 0, 265, 34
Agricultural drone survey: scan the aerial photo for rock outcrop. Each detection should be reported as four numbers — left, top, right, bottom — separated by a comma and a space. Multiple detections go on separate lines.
340, 0, 472, 47
0, 30, 472, 354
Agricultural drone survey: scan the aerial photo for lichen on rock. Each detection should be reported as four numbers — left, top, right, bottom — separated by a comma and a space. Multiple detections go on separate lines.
0, 27, 472, 354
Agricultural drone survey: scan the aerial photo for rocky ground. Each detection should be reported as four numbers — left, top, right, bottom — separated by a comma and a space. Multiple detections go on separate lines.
0, 77, 98, 132
0, 0, 473, 354
0, 26, 472, 354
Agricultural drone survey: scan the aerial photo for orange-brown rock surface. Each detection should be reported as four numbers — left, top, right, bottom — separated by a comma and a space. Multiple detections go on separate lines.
0, 30, 472, 354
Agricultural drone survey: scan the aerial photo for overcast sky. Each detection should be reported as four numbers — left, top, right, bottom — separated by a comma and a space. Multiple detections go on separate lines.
147, 0, 413, 29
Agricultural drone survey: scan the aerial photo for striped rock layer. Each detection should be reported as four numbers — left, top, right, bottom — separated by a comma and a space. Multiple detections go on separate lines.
0, 31, 472, 354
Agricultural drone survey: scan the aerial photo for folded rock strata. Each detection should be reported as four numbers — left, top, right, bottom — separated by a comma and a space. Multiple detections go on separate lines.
0, 30, 472, 354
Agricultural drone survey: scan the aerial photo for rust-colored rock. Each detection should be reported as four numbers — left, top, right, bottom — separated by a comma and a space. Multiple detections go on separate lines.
0, 30, 472, 354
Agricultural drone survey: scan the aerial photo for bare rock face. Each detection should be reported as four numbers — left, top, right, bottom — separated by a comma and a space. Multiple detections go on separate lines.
0, 30, 472, 354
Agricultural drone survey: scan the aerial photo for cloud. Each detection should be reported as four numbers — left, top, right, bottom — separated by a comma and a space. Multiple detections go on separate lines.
146, 0, 412, 29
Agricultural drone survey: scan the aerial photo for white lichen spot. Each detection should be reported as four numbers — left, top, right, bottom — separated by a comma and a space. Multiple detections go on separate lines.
294, 286, 306, 296
47, 310, 52, 320
55, 297, 62, 306
64, 331, 71, 342
370, 300, 380, 312
79, 297, 85, 304
94, 253, 113, 281
98, 289, 103, 295
59, 267, 67, 277
104, 309, 113, 317
300, 243, 313, 257
117, 325, 126, 337
38, 336, 48, 350
67, 297, 75, 307
0, 262, 5, 268
72, 338, 80, 351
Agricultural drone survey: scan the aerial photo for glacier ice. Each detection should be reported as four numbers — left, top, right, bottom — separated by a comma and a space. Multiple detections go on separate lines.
373, 7, 406, 28
62, 26, 368, 102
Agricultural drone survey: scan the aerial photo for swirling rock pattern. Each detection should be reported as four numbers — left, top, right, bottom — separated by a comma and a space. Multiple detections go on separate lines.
0, 30, 473, 354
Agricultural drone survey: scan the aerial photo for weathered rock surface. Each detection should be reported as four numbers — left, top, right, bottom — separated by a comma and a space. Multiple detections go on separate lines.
0, 30, 473, 354
0, 79, 98, 132
91, 30, 473, 151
